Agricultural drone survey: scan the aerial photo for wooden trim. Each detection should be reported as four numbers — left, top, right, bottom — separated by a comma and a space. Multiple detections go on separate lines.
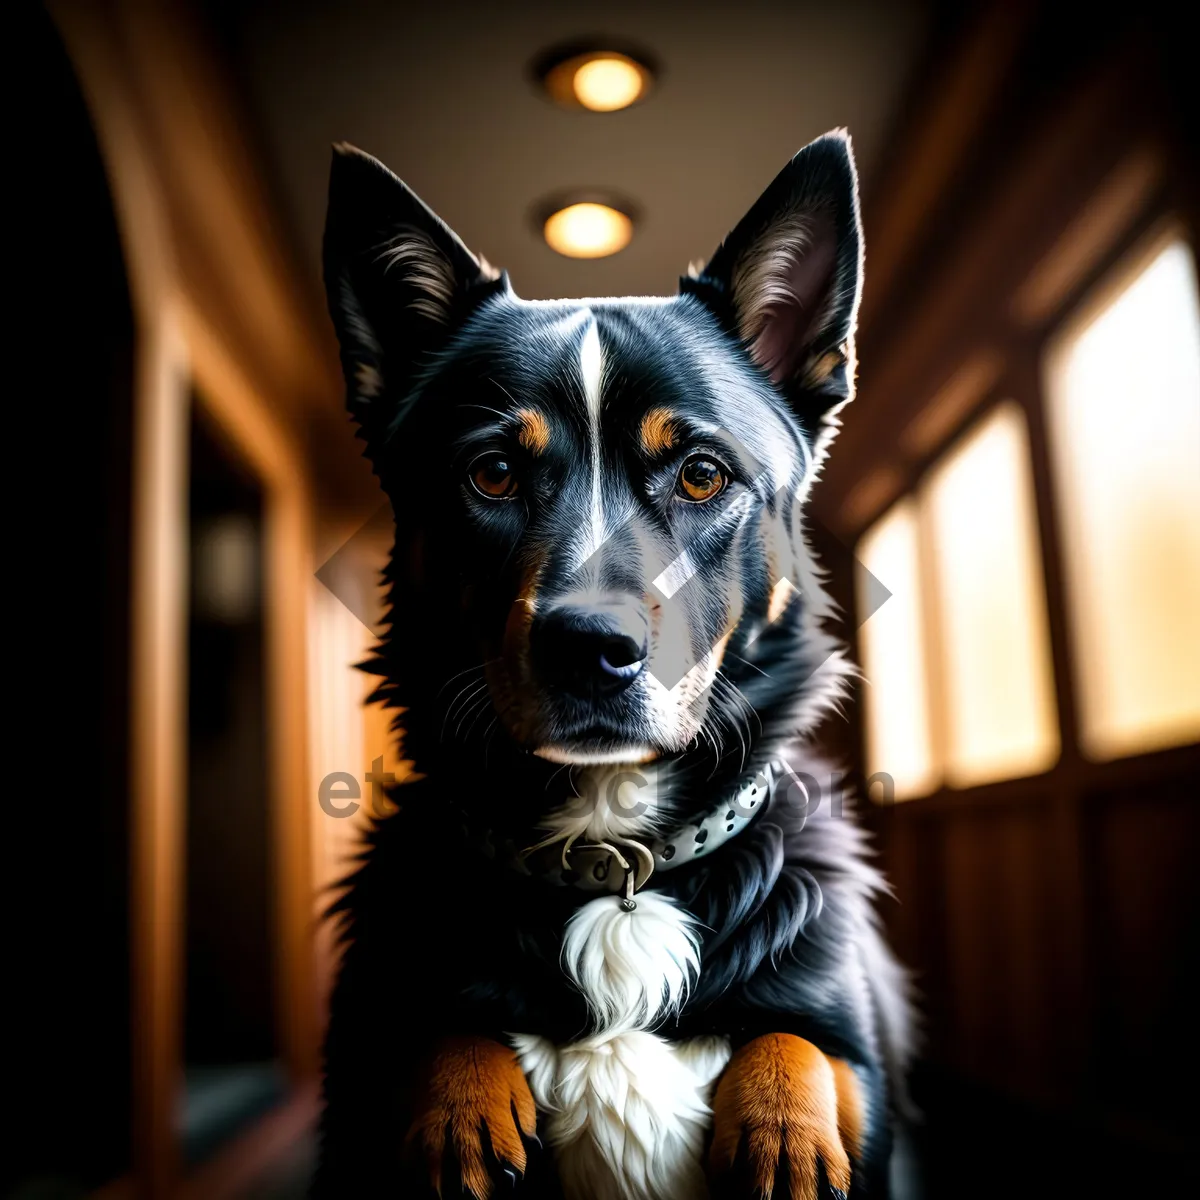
128, 311, 190, 1200
1039, 216, 1189, 362
837, 191, 1176, 544
875, 742, 1200, 819
1011, 146, 1165, 326
49, 7, 192, 1193
1009, 344, 1090, 1088
51, 4, 327, 1193
898, 349, 1005, 461
1009, 353, 1082, 770
183, 300, 320, 1084
858, 0, 1034, 332
111, 0, 341, 420
913, 475, 949, 797
819, 56, 1148, 532
126, 309, 189, 1199
836, 465, 906, 533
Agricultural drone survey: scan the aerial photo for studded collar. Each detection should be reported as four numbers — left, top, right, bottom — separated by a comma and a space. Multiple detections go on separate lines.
468, 761, 792, 908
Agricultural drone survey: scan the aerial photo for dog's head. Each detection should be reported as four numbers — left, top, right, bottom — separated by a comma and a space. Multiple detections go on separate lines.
324, 134, 861, 777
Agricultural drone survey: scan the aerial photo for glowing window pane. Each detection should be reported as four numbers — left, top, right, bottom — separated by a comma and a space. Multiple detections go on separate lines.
1045, 237, 1200, 759
923, 402, 1060, 787
857, 498, 939, 800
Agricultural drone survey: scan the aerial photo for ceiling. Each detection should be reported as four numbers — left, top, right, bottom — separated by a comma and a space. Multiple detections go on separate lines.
218, 0, 929, 303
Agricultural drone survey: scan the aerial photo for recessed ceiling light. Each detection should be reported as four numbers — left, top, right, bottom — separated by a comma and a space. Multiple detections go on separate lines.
569, 54, 645, 111
541, 199, 634, 259
534, 43, 656, 113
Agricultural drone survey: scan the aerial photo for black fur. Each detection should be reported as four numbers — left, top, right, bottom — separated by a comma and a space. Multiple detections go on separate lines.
316, 132, 913, 1199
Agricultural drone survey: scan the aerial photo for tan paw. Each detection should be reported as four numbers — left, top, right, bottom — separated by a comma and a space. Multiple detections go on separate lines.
405, 1036, 537, 1199
709, 1034, 853, 1200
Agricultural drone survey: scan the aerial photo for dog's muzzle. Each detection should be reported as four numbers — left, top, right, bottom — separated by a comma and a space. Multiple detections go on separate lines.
530, 600, 648, 697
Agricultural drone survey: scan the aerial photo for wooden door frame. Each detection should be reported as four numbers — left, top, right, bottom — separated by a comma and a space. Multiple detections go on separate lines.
50, 3, 329, 1194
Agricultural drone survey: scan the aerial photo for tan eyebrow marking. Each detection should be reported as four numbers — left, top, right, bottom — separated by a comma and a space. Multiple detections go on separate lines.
515, 408, 551, 455
639, 407, 677, 456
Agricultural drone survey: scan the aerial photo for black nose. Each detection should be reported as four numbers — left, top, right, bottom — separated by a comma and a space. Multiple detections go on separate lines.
530, 603, 648, 697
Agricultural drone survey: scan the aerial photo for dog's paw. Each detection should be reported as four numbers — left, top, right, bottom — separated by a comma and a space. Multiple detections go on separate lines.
405, 1035, 538, 1198
709, 1034, 853, 1200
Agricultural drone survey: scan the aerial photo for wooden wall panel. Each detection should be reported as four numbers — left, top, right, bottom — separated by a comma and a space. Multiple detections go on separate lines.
934, 804, 1057, 1094
1083, 785, 1199, 1138
827, 9, 1199, 1184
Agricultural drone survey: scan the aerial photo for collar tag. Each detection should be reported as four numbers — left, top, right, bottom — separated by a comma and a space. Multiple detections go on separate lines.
481, 762, 780, 895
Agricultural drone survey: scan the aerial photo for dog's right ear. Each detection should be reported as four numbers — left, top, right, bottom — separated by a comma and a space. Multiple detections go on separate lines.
323, 144, 505, 452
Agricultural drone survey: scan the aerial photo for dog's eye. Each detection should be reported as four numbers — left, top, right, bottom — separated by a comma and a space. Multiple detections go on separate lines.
677, 456, 727, 503
470, 453, 518, 499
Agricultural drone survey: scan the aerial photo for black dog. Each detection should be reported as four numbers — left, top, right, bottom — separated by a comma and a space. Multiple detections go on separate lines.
316, 131, 914, 1200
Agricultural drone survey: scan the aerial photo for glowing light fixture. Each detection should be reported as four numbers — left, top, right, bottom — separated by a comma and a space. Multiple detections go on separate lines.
542, 200, 634, 259
572, 55, 645, 110
536, 44, 655, 113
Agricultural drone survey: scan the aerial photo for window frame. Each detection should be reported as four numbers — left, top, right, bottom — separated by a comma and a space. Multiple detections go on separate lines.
851, 181, 1199, 813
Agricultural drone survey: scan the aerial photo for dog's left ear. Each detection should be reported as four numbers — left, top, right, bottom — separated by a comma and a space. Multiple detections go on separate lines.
682, 130, 863, 431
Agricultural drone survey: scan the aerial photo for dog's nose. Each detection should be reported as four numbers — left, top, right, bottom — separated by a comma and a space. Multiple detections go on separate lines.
530, 603, 648, 696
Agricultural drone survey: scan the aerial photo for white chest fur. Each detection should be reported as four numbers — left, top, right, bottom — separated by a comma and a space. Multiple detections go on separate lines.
512, 892, 731, 1200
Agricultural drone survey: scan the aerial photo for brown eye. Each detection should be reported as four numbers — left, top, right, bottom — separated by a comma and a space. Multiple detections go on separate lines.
470, 453, 518, 499
677, 456, 727, 503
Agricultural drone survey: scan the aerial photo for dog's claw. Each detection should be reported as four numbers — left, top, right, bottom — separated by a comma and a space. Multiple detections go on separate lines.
711, 1035, 853, 1200
405, 1037, 537, 1198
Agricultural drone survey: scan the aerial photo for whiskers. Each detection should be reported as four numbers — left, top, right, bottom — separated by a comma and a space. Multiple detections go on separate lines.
702, 670, 763, 773
437, 659, 501, 747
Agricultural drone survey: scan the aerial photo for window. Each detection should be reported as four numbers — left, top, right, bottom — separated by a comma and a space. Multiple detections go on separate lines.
923, 402, 1060, 787
858, 404, 1059, 796
857, 232, 1200, 800
857, 499, 939, 800
1044, 235, 1200, 760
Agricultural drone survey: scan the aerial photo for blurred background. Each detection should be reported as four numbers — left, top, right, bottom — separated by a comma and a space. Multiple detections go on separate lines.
11, 0, 1198, 1196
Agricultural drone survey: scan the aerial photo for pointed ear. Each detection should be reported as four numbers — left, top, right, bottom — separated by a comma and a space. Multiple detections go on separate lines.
681, 131, 863, 429
322, 144, 504, 449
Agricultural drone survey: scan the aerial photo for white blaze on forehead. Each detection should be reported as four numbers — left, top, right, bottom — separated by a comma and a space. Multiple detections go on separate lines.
571, 315, 608, 573
580, 316, 604, 418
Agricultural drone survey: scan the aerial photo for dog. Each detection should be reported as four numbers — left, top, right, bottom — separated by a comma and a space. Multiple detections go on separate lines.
315, 130, 915, 1200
